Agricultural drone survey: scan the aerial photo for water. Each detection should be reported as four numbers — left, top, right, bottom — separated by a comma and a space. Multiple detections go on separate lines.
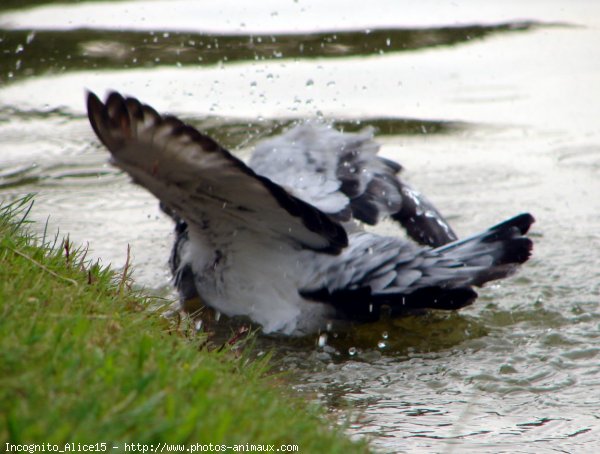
1, 1, 599, 452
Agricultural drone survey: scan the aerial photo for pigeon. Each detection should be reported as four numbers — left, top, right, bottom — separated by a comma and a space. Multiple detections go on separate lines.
87, 91, 534, 336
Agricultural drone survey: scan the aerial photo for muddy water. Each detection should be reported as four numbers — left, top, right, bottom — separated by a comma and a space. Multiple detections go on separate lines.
1, 1, 599, 452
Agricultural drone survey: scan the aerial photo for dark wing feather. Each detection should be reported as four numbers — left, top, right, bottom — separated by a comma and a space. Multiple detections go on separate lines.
302, 213, 534, 321
87, 92, 347, 254
249, 124, 457, 247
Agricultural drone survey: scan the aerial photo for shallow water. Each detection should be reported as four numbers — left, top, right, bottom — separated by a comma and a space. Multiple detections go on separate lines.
1, 1, 599, 452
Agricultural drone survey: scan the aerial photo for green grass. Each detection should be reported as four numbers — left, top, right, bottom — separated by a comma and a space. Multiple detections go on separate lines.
0, 196, 368, 452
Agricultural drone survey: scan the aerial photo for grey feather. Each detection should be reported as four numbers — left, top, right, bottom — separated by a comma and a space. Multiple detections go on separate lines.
250, 122, 458, 247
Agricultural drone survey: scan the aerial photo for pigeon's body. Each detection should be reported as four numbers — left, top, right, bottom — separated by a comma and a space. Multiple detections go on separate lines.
87, 92, 534, 336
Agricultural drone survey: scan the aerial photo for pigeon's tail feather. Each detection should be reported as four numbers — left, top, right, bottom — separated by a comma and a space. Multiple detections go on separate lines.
378, 213, 534, 312
303, 285, 479, 322
303, 213, 534, 321
426, 213, 534, 286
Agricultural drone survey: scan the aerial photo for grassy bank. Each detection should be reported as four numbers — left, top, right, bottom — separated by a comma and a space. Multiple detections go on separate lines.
0, 197, 368, 452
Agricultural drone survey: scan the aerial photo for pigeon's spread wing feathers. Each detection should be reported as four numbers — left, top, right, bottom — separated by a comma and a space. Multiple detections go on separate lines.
87, 92, 347, 254
302, 213, 534, 321
250, 124, 457, 247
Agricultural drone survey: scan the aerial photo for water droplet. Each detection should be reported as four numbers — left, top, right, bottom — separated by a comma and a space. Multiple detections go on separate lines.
305, 78, 314, 86
15, 44, 24, 54
326, 321, 332, 332
194, 319, 203, 332
214, 311, 221, 322
26, 32, 36, 44
318, 333, 328, 347
386, 38, 391, 47
382, 331, 389, 339
250, 81, 257, 87
348, 347, 357, 356
377, 341, 386, 349
369, 304, 373, 313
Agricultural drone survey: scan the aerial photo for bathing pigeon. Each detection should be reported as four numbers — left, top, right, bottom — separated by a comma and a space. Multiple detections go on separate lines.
87, 91, 533, 335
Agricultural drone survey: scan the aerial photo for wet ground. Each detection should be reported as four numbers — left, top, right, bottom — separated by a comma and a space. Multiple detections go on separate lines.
1, 1, 599, 452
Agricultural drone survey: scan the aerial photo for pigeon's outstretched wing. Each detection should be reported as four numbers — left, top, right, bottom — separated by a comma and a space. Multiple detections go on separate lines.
302, 213, 534, 321
87, 92, 347, 254
249, 124, 457, 247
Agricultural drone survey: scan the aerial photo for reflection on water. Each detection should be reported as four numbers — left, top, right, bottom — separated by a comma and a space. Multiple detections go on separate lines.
0, 105, 463, 196
0, 21, 538, 85
1, 0, 599, 452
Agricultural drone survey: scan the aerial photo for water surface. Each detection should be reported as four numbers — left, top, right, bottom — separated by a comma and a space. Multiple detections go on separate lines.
1, 1, 599, 452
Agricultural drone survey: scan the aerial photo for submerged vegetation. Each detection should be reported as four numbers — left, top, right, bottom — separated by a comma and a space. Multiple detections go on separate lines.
0, 196, 368, 451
